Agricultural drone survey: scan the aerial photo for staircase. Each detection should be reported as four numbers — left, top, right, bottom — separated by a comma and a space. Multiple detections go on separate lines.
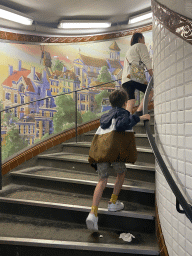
0, 111, 160, 256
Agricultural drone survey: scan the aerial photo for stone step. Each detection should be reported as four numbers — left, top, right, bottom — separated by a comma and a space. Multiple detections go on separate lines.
61, 142, 155, 164
83, 132, 152, 148
134, 122, 154, 134
80, 119, 154, 137
10, 166, 155, 206
0, 213, 159, 256
0, 184, 154, 233
37, 153, 155, 183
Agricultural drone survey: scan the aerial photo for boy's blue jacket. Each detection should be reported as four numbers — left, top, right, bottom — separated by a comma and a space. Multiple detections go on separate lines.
88, 107, 140, 167
100, 107, 140, 131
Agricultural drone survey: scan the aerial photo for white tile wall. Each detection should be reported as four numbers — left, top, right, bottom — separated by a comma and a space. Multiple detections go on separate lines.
153, 16, 192, 256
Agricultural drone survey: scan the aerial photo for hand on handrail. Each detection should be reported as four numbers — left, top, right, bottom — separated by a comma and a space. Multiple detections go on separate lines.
140, 114, 150, 121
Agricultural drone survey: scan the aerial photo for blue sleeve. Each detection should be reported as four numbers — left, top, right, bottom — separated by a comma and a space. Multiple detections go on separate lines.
100, 112, 113, 129
115, 113, 140, 131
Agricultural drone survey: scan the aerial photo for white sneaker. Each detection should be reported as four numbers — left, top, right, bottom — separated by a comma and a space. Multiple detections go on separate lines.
86, 213, 98, 231
108, 200, 124, 212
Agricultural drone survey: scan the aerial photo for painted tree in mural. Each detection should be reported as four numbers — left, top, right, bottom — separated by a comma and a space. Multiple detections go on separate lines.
0, 101, 28, 160
82, 111, 97, 123
2, 127, 28, 161
2, 111, 18, 127
97, 66, 112, 84
53, 59, 64, 71
34, 132, 50, 144
53, 94, 82, 133
95, 90, 110, 112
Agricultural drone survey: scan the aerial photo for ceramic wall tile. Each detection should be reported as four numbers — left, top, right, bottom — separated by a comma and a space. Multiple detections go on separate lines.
153, 1, 192, 254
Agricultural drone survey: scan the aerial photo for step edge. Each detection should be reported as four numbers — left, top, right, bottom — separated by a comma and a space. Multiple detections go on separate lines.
0, 237, 160, 255
0, 197, 155, 220
10, 173, 155, 194
84, 133, 154, 137
11, 165, 155, 175
38, 153, 155, 170
61, 142, 153, 153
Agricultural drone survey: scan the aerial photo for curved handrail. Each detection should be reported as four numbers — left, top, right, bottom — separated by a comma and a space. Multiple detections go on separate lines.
143, 77, 192, 222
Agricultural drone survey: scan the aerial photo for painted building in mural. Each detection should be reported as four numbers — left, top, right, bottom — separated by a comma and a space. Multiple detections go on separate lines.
73, 41, 122, 86
1, 60, 56, 145
72, 41, 122, 113
49, 68, 81, 99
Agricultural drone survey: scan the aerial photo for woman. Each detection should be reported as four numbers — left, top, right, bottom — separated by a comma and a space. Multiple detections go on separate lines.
122, 32, 153, 115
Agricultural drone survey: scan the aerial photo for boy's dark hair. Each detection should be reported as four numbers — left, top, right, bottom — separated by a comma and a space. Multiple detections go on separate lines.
109, 89, 128, 108
131, 32, 143, 46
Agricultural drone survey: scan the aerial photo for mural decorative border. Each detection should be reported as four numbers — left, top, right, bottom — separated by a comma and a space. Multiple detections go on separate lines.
152, 0, 192, 45
0, 25, 152, 44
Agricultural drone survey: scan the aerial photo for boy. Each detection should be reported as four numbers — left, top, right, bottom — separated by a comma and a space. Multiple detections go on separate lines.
86, 89, 150, 231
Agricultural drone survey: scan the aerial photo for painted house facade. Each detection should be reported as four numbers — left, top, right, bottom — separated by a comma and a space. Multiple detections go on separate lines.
50, 68, 81, 101
73, 41, 122, 113
1, 61, 56, 144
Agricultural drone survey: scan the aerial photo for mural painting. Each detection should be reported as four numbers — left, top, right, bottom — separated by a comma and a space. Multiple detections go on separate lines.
0, 30, 152, 161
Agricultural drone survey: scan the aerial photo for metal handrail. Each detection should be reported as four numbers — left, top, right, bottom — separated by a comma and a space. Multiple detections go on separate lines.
0, 79, 121, 113
143, 77, 192, 222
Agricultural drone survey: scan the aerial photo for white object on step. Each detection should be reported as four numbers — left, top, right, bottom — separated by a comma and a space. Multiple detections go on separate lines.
119, 233, 135, 242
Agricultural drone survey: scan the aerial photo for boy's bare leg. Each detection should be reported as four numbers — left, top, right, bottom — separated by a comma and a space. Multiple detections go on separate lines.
90, 177, 108, 214
111, 172, 126, 199
87, 178, 108, 231
126, 99, 135, 114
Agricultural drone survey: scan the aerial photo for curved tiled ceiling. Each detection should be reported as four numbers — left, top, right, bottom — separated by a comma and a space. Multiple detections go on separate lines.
0, 0, 152, 36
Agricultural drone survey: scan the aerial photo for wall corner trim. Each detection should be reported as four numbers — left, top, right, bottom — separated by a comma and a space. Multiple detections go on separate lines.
152, 0, 192, 45
155, 202, 169, 256
0, 25, 152, 44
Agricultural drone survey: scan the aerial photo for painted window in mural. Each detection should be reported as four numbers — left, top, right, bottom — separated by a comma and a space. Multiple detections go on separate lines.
0, 30, 152, 161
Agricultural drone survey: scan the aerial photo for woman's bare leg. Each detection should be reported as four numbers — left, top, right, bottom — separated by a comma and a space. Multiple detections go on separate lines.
126, 99, 136, 114
136, 90, 153, 112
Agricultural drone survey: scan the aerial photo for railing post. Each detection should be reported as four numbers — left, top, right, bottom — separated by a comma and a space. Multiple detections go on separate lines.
0, 112, 2, 190
75, 91, 78, 143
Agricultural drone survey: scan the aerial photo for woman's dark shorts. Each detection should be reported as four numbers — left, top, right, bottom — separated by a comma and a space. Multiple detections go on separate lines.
122, 80, 147, 100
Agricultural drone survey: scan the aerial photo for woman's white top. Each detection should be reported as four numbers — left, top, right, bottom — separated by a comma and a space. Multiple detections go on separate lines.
122, 43, 152, 84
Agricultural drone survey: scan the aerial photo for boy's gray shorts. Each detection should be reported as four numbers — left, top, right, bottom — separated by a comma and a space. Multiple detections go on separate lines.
97, 162, 126, 179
